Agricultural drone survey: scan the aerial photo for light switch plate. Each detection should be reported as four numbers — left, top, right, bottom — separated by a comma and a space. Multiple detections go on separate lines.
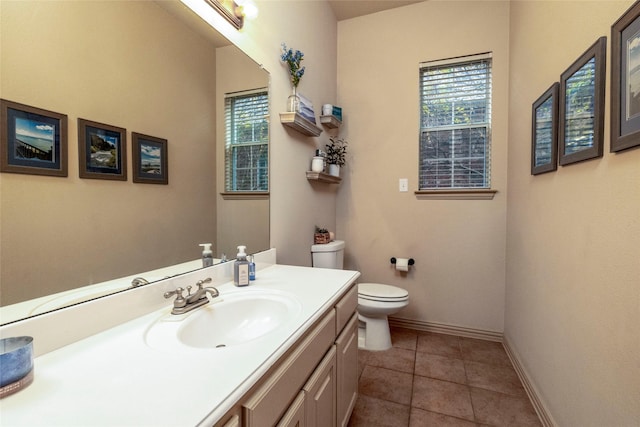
399, 178, 408, 192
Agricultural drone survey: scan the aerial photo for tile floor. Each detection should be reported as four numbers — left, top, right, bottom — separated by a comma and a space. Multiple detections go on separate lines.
347, 328, 541, 427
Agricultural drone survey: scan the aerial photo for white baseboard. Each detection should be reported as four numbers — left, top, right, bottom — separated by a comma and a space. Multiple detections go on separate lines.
388, 317, 554, 427
503, 336, 556, 427
388, 316, 503, 342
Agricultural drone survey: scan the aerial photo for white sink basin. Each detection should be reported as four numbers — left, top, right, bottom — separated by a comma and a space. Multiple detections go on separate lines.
145, 289, 302, 351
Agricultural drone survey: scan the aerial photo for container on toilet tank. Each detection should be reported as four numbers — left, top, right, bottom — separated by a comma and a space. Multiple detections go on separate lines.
311, 240, 344, 269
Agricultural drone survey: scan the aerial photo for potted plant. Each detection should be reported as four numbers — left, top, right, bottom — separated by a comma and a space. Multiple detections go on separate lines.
314, 226, 331, 244
325, 137, 348, 176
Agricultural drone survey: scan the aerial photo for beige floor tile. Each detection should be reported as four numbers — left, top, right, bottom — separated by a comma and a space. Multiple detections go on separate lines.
417, 332, 462, 358
409, 407, 479, 427
363, 346, 415, 374
470, 387, 541, 427
459, 337, 512, 367
390, 327, 418, 351
464, 360, 526, 397
347, 394, 410, 427
359, 365, 414, 405
415, 352, 467, 384
412, 376, 475, 421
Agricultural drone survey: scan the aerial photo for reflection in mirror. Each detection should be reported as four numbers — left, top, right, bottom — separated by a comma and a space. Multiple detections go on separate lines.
0, 0, 269, 325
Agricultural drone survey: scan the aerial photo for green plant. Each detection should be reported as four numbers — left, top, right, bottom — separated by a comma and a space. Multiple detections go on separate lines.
325, 137, 348, 166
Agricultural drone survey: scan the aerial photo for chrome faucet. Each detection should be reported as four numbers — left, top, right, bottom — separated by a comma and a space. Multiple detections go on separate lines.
164, 277, 219, 315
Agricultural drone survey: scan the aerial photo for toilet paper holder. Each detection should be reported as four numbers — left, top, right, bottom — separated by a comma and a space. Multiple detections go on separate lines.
390, 257, 415, 266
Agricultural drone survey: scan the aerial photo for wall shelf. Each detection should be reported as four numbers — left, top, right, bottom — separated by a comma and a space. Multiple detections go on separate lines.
280, 112, 322, 137
319, 115, 342, 129
306, 171, 342, 184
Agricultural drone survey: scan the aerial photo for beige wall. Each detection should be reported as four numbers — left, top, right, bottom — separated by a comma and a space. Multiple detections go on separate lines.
336, 1, 510, 333
215, 45, 270, 258
506, 1, 640, 425
0, 1, 217, 304
186, 0, 339, 266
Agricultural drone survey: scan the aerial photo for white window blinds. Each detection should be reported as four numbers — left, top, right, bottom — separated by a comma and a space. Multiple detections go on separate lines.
224, 89, 269, 192
419, 53, 492, 189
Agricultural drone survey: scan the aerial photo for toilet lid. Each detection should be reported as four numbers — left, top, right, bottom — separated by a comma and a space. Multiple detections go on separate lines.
358, 283, 408, 302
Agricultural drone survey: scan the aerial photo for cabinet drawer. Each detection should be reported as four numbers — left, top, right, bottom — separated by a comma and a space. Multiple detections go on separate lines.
243, 310, 336, 427
335, 284, 357, 334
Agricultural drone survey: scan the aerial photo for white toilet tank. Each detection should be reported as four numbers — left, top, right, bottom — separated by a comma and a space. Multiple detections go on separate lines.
311, 240, 345, 269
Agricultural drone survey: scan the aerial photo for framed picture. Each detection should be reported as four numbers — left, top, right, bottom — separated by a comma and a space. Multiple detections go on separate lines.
0, 99, 68, 177
78, 118, 127, 181
531, 83, 559, 175
559, 37, 607, 166
132, 132, 168, 185
611, 1, 640, 152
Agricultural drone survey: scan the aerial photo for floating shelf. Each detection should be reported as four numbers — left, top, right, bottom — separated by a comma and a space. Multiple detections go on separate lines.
280, 112, 322, 137
306, 171, 342, 184
319, 115, 342, 129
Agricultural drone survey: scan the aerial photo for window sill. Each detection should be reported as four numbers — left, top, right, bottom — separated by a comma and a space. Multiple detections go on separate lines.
414, 189, 497, 200
221, 192, 269, 200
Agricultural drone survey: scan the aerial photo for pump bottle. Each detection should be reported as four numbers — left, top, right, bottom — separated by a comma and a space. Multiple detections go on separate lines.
234, 245, 250, 287
199, 243, 214, 267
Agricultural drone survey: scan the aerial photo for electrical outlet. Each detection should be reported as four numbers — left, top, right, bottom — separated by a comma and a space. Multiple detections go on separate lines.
399, 178, 408, 192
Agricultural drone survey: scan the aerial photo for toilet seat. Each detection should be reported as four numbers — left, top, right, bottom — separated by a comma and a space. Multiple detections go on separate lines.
358, 283, 408, 302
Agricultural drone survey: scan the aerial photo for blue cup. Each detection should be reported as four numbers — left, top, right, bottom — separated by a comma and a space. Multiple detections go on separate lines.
0, 336, 33, 387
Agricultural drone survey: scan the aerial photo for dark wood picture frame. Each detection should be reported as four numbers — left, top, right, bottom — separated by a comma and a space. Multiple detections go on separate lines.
558, 37, 607, 166
611, 1, 640, 152
531, 83, 559, 175
0, 99, 68, 177
78, 118, 127, 181
132, 132, 168, 185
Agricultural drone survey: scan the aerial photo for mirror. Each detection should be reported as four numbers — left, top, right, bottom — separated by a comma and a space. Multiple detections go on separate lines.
0, 0, 270, 325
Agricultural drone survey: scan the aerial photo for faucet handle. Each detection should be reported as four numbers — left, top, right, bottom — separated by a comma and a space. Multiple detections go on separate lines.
163, 287, 187, 308
195, 277, 212, 289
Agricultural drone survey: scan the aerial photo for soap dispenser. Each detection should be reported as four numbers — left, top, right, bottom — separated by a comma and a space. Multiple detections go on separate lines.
199, 243, 214, 267
234, 245, 250, 287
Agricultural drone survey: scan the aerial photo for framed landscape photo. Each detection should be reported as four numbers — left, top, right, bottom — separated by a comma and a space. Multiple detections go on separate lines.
132, 132, 168, 185
559, 37, 607, 166
611, 1, 640, 152
78, 118, 127, 181
0, 99, 68, 177
531, 83, 559, 175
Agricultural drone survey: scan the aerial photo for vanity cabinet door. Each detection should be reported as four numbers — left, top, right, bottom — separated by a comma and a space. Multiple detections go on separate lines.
243, 311, 336, 427
276, 391, 305, 427
336, 313, 358, 427
302, 346, 337, 427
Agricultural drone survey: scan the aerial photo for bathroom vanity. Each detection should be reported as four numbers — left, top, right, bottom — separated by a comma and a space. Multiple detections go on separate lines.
0, 252, 360, 426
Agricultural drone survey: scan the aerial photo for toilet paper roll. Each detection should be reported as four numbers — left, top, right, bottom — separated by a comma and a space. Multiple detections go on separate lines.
395, 257, 409, 272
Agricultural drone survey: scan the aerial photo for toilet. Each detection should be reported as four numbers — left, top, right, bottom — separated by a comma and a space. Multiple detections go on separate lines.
311, 240, 410, 351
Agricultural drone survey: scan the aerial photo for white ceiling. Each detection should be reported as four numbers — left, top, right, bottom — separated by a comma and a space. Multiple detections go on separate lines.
328, 0, 425, 21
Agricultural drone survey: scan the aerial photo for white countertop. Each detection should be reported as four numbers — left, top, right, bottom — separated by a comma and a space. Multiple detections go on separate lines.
0, 264, 360, 426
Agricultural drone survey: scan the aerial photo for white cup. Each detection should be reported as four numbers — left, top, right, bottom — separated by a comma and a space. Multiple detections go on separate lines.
322, 104, 333, 116
311, 156, 324, 172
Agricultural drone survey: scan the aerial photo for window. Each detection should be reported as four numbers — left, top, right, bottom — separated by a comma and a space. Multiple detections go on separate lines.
419, 53, 492, 190
225, 89, 269, 192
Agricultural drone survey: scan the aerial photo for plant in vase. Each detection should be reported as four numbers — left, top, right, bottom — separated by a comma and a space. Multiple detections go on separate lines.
314, 226, 331, 244
325, 136, 348, 176
281, 43, 305, 112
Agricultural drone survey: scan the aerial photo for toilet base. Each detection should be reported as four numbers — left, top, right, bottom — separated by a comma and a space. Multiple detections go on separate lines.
357, 314, 392, 351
